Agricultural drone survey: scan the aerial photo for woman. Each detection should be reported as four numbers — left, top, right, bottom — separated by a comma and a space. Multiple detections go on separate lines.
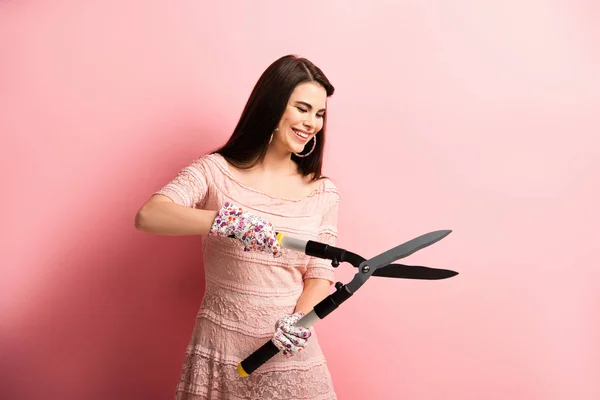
135, 54, 340, 399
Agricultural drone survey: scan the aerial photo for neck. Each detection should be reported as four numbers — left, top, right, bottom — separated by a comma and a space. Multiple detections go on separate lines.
258, 145, 297, 176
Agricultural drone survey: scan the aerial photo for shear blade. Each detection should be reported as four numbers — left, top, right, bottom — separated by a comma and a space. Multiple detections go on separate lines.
372, 264, 458, 280
365, 230, 452, 271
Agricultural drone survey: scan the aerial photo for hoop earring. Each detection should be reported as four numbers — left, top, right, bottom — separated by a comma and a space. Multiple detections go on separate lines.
294, 135, 317, 158
269, 127, 278, 144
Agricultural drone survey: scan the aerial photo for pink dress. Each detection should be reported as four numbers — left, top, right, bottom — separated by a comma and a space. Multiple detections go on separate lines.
155, 153, 340, 400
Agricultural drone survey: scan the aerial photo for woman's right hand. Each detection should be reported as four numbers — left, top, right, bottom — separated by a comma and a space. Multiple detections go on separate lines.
209, 202, 283, 257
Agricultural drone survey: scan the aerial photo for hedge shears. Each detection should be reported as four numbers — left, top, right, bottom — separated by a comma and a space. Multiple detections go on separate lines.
237, 229, 457, 377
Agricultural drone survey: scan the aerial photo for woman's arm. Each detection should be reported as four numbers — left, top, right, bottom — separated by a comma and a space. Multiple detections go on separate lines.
294, 278, 331, 314
134, 194, 218, 236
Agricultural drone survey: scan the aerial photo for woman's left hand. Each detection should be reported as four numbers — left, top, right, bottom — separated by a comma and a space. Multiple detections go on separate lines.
271, 312, 312, 358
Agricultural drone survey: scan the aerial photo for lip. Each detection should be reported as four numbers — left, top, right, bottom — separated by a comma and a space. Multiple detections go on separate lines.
293, 128, 312, 135
292, 128, 312, 143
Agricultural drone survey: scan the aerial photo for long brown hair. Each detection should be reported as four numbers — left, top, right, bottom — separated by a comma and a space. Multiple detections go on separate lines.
212, 55, 335, 181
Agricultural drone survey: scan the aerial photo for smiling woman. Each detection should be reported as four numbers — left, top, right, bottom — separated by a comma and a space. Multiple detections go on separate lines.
273, 83, 328, 157
214, 55, 335, 180
135, 55, 341, 400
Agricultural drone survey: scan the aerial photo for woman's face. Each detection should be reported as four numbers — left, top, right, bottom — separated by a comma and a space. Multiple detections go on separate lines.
274, 82, 327, 155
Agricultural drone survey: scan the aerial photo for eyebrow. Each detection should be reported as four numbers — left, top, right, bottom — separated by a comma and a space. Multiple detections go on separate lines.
294, 101, 326, 113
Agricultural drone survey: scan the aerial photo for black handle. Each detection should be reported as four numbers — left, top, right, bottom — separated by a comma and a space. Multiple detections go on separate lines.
237, 338, 280, 377
237, 285, 353, 377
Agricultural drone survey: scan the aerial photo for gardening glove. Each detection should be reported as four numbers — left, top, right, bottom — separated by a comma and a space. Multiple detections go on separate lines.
271, 312, 312, 358
209, 201, 282, 258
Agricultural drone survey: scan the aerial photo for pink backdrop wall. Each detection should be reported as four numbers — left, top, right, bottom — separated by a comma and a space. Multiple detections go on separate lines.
2, 1, 599, 399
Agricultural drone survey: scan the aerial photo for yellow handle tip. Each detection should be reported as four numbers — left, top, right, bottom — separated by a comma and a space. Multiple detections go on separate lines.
276, 232, 285, 244
237, 363, 249, 377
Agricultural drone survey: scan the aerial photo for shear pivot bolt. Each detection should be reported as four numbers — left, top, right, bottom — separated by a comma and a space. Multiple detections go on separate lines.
361, 265, 370, 273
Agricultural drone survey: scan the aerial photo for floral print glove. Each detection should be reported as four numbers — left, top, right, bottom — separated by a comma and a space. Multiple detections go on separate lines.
271, 312, 312, 358
209, 201, 283, 257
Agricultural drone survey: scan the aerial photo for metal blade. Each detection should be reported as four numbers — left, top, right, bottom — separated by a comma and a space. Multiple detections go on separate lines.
346, 230, 453, 293
364, 230, 452, 271
372, 263, 458, 280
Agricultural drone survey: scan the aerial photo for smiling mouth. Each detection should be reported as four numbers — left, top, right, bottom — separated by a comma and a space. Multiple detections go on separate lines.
292, 128, 310, 141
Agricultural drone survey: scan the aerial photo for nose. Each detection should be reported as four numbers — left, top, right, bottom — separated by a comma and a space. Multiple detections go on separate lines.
303, 114, 316, 130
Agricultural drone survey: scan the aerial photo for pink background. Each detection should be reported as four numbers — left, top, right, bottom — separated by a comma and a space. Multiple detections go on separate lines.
2, 1, 599, 399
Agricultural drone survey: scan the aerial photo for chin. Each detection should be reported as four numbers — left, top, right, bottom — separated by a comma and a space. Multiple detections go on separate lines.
285, 141, 304, 155
291, 145, 306, 155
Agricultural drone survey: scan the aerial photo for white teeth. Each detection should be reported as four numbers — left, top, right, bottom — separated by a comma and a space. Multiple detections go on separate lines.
293, 129, 308, 138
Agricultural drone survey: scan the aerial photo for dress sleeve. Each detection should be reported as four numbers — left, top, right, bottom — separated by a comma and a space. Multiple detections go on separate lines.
303, 189, 340, 284
153, 156, 210, 208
